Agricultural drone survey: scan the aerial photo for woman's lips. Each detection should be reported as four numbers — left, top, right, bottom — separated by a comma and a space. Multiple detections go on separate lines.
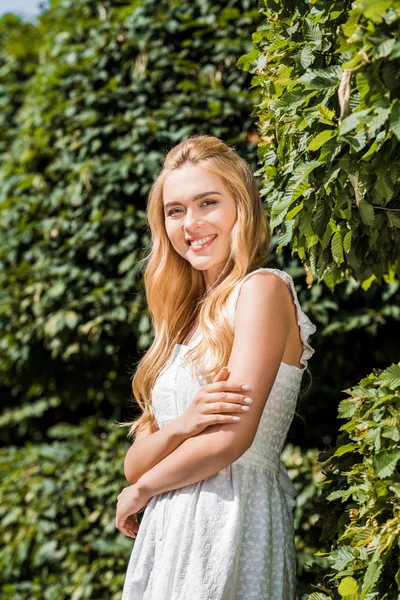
188, 234, 217, 252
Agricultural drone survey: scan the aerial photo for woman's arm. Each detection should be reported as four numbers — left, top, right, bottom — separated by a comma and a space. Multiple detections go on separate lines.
124, 417, 189, 485
136, 272, 292, 500
136, 422, 243, 499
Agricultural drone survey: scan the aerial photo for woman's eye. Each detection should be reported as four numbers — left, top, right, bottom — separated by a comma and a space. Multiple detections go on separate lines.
166, 200, 216, 217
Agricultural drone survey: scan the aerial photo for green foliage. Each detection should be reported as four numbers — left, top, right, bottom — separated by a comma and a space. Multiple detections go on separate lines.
278, 249, 399, 449
0, 0, 259, 444
0, 14, 41, 153
0, 418, 132, 599
239, 0, 400, 289
313, 362, 400, 599
281, 444, 330, 598
0, 421, 322, 599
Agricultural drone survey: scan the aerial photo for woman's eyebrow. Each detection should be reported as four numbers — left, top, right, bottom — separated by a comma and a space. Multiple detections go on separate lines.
164, 190, 222, 210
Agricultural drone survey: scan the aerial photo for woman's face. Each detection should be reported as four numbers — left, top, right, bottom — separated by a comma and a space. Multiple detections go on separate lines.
163, 163, 237, 287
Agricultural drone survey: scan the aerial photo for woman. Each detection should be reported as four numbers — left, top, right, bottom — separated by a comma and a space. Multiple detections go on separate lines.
116, 135, 317, 599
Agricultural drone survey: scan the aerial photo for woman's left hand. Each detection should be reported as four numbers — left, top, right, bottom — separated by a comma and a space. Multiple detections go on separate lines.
116, 483, 150, 538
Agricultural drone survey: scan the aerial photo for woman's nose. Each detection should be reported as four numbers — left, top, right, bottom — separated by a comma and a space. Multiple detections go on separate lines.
184, 211, 204, 229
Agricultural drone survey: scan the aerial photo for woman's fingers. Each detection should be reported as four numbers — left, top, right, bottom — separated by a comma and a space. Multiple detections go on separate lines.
212, 366, 230, 383
124, 514, 140, 537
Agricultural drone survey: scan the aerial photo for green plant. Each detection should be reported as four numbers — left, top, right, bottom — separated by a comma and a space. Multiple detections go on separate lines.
0, 417, 322, 599
0, 418, 132, 599
237, 2, 400, 595
281, 444, 330, 598
239, 0, 400, 290
311, 362, 400, 599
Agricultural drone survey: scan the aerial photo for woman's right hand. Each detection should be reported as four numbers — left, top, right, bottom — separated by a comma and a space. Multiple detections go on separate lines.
177, 367, 253, 438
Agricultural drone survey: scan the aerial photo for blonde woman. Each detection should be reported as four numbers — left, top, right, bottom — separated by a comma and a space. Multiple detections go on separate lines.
116, 135, 316, 599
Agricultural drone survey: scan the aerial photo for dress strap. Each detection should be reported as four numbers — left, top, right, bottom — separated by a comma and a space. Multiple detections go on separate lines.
227, 268, 317, 369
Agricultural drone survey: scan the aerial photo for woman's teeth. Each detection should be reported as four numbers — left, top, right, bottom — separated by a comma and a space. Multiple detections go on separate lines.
190, 235, 217, 248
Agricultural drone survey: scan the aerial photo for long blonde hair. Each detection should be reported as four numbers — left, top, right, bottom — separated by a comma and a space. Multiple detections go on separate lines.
116, 135, 271, 439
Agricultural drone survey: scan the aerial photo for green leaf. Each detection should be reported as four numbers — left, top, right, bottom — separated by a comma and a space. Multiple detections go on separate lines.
360, 0, 392, 23
368, 103, 391, 135
390, 100, 400, 141
278, 219, 294, 247
338, 398, 362, 418
264, 150, 277, 166
338, 576, 358, 597
47, 282, 66, 299
391, 40, 400, 58
294, 161, 321, 174
333, 443, 358, 457
339, 109, 371, 136
236, 48, 259, 71
362, 558, 383, 590
373, 450, 400, 478
118, 252, 136, 274
303, 19, 322, 47
361, 141, 378, 160
343, 231, 352, 253
381, 427, 400, 442
376, 38, 396, 58
377, 363, 400, 388
299, 66, 342, 90
256, 54, 267, 71
330, 546, 355, 571
307, 129, 337, 151
347, 129, 367, 152
358, 200, 375, 226
300, 45, 314, 69
64, 311, 79, 329
318, 104, 336, 122
327, 487, 358, 502
331, 231, 344, 265
44, 313, 64, 336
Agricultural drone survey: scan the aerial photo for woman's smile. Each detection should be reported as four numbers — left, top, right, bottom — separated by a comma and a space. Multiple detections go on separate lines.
187, 234, 218, 252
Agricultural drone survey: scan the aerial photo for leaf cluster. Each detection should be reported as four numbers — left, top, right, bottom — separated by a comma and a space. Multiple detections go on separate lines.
239, 0, 400, 289
314, 362, 400, 599
0, 418, 132, 599
281, 443, 331, 598
0, 419, 324, 599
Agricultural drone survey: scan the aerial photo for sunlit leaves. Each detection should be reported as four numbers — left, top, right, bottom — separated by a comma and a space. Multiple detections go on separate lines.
239, 0, 400, 287
390, 99, 400, 140
318, 363, 400, 597
374, 450, 400, 478
307, 130, 337, 151
0, 418, 138, 598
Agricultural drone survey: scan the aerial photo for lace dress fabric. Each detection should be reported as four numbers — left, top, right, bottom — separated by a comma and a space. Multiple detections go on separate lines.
121, 268, 317, 600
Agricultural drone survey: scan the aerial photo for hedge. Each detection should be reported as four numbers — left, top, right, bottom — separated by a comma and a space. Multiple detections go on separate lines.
0, 420, 323, 599
239, 0, 400, 289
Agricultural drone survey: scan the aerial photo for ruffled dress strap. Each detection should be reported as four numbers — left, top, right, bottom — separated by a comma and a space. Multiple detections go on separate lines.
227, 267, 317, 369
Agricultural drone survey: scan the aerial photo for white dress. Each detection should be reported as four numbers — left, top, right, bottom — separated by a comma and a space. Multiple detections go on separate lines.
121, 268, 317, 600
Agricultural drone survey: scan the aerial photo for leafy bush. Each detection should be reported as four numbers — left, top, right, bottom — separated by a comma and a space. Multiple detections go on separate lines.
281, 444, 329, 598
310, 362, 400, 599
0, 14, 40, 152
0, 419, 321, 599
0, 418, 131, 599
236, 1, 400, 596
239, 0, 400, 289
